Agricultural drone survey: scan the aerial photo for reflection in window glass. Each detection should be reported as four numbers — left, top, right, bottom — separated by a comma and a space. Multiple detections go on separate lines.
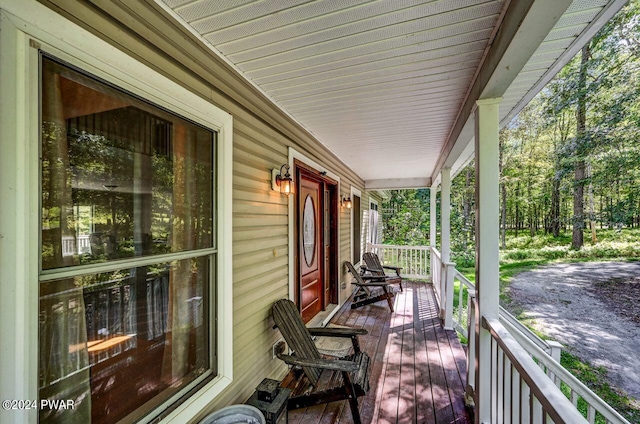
39, 56, 217, 423
41, 57, 215, 270
39, 258, 211, 423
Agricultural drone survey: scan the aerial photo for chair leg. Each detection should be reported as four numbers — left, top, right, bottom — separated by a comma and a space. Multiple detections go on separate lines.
383, 286, 394, 312
395, 272, 403, 292
343, 372, 362, 424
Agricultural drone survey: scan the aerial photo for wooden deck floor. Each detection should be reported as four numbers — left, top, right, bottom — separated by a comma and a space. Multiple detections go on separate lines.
287, 281, 473, 424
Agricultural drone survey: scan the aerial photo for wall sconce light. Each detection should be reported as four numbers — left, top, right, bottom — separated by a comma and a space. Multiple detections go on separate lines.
272, 164, 292, 194
342, 196, 352, 209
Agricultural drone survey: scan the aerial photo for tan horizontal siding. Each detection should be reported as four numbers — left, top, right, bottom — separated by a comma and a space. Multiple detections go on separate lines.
233, 237, 288, 256
233, 215, 286, 228
233, 253, 288, 281
234, 136, 286, 168
234, 226, 287, 242
233, 246, 288, 269
233, 161, 273, 182
233, 201, 287, 217
233, 188, 288, 204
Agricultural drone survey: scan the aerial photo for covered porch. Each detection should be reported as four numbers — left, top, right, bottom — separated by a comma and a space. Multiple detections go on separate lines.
0, 0, 634, 423
285, 280, 471, 424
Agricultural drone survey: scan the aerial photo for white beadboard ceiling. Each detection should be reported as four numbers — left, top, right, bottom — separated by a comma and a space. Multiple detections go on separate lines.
158, 0, 625, 188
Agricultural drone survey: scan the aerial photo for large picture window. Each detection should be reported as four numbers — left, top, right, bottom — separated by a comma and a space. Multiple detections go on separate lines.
39, 56, 217, 423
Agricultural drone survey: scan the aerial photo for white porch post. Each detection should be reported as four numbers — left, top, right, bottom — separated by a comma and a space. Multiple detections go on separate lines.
430, 184, 438, 287
440, 168, 452, 326
443, 262, 456, 330
430, 185, 437, 249
441, 168, 451, 264
474, 98, 501, 423
441, 168, 455, 328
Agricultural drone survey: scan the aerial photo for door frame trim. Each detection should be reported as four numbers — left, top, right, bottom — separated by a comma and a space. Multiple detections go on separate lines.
295, 163, 332, 321
287, 148, 341, 307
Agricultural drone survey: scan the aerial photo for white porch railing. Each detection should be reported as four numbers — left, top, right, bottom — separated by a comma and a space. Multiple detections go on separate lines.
366, 243, 430, 279
430, 246, 442, 304
451, 268, 474, 338
61, 234, 91, 256
471, 298, 631, 424
450, 268, 563, 362
498, 311, 630, 423
479, 306, 590, 423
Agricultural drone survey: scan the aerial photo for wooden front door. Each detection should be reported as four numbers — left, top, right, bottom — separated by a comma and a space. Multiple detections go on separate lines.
298, 173, 323, 322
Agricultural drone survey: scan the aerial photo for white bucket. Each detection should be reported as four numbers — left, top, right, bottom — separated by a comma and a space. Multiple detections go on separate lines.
199, 404, 266, 424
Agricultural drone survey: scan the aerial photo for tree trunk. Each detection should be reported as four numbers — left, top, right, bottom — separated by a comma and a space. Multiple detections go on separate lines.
609, 196, 613, 229
587, 162, 597, 243
515, 181, 521, 237
460, 168, 469, 250
572, 43, 590, 250
573, 160, 585, 248
551, 177, 561, 237
501, 183, 507, 248
499, 133, 507, 248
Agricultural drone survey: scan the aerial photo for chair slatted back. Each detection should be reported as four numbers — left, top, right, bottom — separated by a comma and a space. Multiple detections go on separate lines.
363, 252, 385, 276
272, 299, 322, 385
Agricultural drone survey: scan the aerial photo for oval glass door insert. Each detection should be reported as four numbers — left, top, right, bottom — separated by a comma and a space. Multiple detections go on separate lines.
303, 195, 316, 267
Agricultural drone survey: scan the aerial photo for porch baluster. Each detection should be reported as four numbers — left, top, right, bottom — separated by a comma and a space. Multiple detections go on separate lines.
465, 290, 477, 406
443, 262, 455, 330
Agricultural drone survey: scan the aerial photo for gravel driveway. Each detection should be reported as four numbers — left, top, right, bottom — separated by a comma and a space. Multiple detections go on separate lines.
506, 261, 640, 400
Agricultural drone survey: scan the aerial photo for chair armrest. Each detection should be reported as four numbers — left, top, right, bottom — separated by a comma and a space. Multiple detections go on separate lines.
352, 281, 390, 288
359, 270, 387, 282
277, 354, 359, 372
309, 327, 366, 354
382, 265, 402, 277
308, 327, 368, 337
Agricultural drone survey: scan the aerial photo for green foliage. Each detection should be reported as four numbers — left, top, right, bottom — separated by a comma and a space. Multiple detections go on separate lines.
499, 0, 640, 244
499, 228, 640, 264
503, 249, 532, 261
382, 189, 431, 245
451, 250, 475, 269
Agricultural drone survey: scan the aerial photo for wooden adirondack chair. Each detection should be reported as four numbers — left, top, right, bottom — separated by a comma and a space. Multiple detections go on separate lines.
362, 251, 403, 292
271, 299, 371, 424
345, 261, 395, 312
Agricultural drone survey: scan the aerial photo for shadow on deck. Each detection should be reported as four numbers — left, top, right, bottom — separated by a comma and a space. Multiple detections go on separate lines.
285, 280, 473, 424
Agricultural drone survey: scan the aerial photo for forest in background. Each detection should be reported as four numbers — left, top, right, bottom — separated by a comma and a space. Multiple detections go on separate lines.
383, 0, 640, 266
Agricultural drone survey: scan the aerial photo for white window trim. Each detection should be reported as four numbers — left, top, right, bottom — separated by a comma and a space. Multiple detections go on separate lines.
0, 2, 233, 423
350, 187, 362, 266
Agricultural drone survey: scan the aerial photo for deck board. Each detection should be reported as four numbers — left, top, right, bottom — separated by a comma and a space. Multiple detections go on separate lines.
414, 284, 436, 424
282, 281, 473, 424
